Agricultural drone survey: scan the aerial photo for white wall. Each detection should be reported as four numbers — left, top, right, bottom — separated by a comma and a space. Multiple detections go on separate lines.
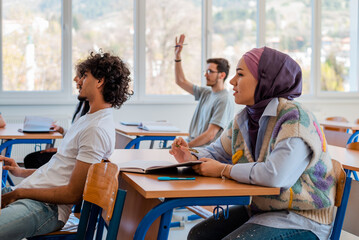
1, 98, 359, 132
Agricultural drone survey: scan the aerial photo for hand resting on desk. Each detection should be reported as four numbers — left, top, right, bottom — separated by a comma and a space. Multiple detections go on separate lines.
170, 138, 231, 178
192, 158, 228, 178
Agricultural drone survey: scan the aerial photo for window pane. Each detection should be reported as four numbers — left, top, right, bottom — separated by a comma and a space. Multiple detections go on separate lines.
2, 0, 61, 91
146, 0, 201, 95
72, 0, 134, 94
212, 0, 257, 86
266, 0, 311, 94
321, 0, 350, 92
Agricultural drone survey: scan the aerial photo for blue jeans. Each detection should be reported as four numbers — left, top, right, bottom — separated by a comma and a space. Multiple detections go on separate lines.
0, 187, 65, 240
188, 205, 319, 240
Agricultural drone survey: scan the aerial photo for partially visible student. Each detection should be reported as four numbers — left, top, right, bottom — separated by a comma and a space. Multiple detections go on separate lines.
170, 47, 336, 240
23, 74, 90, 169
0, 112, 5, 128
175, 34, 234, 147
0, 51, 132, 240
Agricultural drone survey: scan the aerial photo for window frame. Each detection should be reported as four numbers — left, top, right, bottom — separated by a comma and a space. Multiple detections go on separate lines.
0, 0, 359, 106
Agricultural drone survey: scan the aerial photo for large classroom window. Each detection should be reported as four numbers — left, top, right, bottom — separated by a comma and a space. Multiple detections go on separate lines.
72, 0, 133, 94
265, 0, 311, 94
1, 0, 359, 105
321, 0, 351, 93
212, 0, 257, 88
145, 0, 201, 95
2, 0, 61, 92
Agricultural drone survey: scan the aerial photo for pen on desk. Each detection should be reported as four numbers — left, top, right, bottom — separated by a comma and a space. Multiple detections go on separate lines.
158, 177, 196, 181
175, 144, 199, 153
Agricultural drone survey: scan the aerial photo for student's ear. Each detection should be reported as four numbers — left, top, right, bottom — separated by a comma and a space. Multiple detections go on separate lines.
96, 78, 105, 89
219, 72, 226, 81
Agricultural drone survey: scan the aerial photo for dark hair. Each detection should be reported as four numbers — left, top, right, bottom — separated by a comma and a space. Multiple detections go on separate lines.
207, 58, 230, 81
76, 52, 133, 109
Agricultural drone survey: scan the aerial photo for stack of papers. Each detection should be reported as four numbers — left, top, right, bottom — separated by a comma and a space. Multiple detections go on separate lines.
22, 116, 54, 133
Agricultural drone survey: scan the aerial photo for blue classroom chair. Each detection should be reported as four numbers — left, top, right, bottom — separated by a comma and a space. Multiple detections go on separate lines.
28, 162, 126, 240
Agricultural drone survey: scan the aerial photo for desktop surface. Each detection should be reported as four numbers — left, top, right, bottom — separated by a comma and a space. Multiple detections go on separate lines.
110, 149, 280, 199
0, 123, 62, 139
115, 124, 189, 137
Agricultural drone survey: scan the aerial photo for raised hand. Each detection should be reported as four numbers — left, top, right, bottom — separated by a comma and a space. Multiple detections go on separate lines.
175, 34, 185, 60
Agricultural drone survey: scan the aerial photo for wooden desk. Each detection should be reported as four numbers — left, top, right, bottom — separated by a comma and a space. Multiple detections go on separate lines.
321, 121, 359, 144
328, 145, 359, 239
0, 123, 62, 140
328, 145, 359, 172
321, 121, 359, 132
110, 149, 280, 240
0, 124, 62, 187
115, 124, 189, 149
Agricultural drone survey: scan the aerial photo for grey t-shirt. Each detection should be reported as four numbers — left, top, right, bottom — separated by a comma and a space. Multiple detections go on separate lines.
188, 85, 234, 146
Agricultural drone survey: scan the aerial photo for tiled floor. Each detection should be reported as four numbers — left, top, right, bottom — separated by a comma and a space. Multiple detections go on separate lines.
169, 208, 203, 239
341, 231, 359, 240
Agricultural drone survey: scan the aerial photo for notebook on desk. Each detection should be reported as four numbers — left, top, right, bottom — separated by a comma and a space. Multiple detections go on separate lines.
120, 121, 140, 126
138, 121, 180, 132
118, 160, 201, 174
21, 116, 54, 133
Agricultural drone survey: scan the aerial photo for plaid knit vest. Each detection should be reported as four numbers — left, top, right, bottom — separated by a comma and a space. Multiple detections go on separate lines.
220, 98, 336, 224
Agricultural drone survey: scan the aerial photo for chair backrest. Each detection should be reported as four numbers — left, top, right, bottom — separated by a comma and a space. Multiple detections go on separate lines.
346, 142, 359, 151
76, 162, 126, 240
323, 129, 351, 147
332, 159, 346, 207
325, 116, 349, 132
330, 159, 347, 240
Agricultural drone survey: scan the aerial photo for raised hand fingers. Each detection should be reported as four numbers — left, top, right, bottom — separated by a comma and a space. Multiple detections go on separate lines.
179, 34, 185, 44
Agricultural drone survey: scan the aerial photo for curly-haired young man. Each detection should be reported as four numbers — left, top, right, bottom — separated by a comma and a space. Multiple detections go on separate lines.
0, 52, 132, 239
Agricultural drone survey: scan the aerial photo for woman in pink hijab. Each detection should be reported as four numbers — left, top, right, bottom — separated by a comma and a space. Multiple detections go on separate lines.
170, 47, 335, 239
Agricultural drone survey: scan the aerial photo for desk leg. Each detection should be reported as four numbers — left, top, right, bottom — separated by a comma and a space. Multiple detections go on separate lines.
124, 136, 176, 150
134, 196, 249, 240
125, 137, 141, 149
1, 142, 13, 188
157, 210, 173, 240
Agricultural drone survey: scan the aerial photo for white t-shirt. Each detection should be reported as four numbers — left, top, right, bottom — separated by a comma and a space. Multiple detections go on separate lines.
15, 108, 115, 223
